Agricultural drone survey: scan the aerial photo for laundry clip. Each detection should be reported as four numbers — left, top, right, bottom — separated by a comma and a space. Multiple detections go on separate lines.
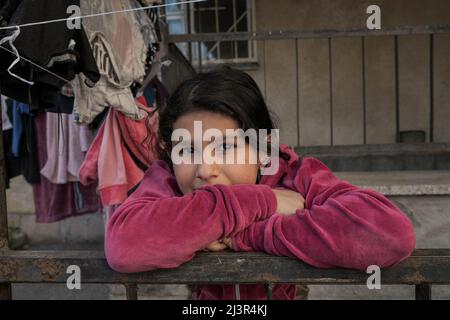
0, 26, 35, 85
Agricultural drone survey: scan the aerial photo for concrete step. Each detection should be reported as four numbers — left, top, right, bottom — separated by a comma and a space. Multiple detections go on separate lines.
297, 143, 450, 171
336, 170, 450, 195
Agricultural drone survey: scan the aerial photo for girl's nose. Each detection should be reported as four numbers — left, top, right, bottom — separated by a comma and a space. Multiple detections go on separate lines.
196, 162, 220, 182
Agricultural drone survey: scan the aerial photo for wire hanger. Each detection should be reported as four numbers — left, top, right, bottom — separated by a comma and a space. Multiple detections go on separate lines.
0, 26, 34, 85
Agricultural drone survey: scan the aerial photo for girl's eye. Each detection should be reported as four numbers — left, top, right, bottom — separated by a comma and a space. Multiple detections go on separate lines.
180, 146, 195, 155
218, 143, 235, 151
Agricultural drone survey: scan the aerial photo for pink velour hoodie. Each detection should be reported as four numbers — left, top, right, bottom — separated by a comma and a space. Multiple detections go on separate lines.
105, 144, 416, 300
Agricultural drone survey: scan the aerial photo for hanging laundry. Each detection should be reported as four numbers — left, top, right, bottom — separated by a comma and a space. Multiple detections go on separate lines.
2, 97, 40, 186
73, 0, 156, 124
40, 112, 95, 184
10, 100, 31, 157
79, 96, 158, 206
2, 95, 14, 189
0, 1, 21, 31
32, 112, 100, 223
2, 128, 15, 189
1, 95, 13, 131
88, 107, 110, 132
138, 0, 163, 5
138, 11, 168, 96
39, 82, 94, 184
0, 0, 100, 111
133, 4, 162, 82
46, 83, 76, 114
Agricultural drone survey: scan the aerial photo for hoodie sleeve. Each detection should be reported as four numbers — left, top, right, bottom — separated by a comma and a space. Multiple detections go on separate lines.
105, 161, 277, 273
231, 157, 416, 271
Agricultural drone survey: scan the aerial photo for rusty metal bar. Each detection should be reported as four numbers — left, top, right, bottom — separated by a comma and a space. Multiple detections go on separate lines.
0, 283, 11, 300
0, 249, 449, 285
0, 91, 9, 251
415, 284, 432, 300
125, 284, 138, 300
265, 283, 274, 300
0, 88, 12, 300
168, 25, 450, 43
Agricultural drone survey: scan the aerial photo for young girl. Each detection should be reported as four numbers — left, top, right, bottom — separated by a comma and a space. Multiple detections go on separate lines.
105, 67, 415, 300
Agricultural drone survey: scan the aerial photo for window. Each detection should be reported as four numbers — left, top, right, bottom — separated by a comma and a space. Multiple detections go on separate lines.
166, 0, 256, 68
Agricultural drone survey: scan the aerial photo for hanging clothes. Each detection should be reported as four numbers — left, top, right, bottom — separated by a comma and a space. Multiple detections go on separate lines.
46, 84, 76, 114
40, 112, 95, 184
3, 97, 40, 185
73, 0, 154, 124
0, 0, 100, 111
2, 95, 14, 189
10, 100, 32, 157
1, 95, 13, 131
132, 3, 162, 91
0, 1, 21, 31
39, 84, 95, 184
137, 0, 163, 5
32, 112, 100, 223
79, 96, 158, 206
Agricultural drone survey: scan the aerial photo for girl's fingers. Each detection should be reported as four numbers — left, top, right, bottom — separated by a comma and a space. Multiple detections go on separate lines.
206, 240, 227, 252
223, 237, 232, 248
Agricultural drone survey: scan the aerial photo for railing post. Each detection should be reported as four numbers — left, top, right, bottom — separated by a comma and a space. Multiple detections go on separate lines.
125, 284, 139, 300
0, 98, 12, 300
0, 283, 12, 300
265, 283, 274, 300
0, 98, 9, 251
415, 284, 432, 300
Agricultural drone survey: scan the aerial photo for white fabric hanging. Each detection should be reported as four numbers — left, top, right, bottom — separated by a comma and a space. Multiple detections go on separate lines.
1, 95, 13, 131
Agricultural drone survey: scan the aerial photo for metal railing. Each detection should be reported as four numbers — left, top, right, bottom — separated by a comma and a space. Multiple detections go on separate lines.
1, 249, 449, 300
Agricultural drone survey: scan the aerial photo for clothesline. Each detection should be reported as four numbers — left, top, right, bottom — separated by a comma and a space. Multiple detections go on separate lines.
0, 0, 206, 30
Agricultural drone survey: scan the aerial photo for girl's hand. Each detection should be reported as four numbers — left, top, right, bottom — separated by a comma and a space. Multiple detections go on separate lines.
203, 189, 304, 252
204, 238, 232, 252
272, 188, 305, 215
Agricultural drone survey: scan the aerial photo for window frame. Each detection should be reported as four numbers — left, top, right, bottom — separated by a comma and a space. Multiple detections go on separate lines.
166, 0, 258, 69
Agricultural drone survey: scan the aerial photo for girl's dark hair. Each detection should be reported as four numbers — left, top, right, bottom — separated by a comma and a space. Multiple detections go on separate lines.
154, 66, 284, 167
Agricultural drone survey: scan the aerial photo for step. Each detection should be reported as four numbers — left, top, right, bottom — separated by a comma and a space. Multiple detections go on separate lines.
336, 170, 450, 195
296, 143, 450, 171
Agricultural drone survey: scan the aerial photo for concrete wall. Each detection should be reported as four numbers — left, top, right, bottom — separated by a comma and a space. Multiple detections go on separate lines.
246, 0, 450, 146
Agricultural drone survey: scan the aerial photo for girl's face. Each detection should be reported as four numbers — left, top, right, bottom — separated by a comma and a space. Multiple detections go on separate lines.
172, 110, 261, 194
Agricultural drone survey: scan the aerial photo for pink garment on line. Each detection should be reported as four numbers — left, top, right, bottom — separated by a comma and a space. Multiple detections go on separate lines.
78, 96, 158, 206
32, 112, 100, 223
40, 112, 94, 184
105, 144, 416, 300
